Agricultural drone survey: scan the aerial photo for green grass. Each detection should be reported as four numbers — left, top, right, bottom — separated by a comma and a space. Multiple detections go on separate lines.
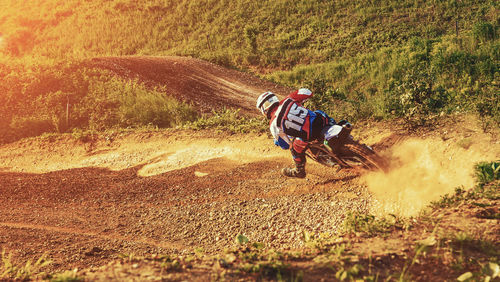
341, 211, 411, 236
184, 108, 268, 134
0, 61, 199, 143
223, 235, 302, 281
1, 0, 497, 68
269, 32, 499, 125
475, 161, 500, 186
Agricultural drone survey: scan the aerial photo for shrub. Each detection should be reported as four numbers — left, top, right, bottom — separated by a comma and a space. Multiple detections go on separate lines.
186, 108, 267, 134
473, 22, 497, 44
9, 117, 55, 139
475, 161, 500, 186
113, 80, 198, 128
0, 62, 200, 142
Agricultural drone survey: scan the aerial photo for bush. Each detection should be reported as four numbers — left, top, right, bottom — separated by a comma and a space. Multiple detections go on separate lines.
117, 83, 198, 128
9, 117, 55, 139
77, 77, 199, 130
0, 62, 200, 142
186, 108, 267, 134
473, 22, 497, 44
475, 161, 500, 186
269, 32, 499, 126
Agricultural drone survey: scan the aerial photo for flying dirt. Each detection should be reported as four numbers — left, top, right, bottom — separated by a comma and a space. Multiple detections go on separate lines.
365, 136, 498, 217
0, 57, 498, 275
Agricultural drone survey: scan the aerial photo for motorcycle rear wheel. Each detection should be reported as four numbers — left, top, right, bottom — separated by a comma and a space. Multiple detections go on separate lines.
338, 140, 388, 172
305, 144, 338, 167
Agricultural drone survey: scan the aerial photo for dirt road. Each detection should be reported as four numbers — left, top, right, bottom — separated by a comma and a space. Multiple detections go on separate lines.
88, 56, 292, 115
0, 130, 374, 273
0, 57, 498, 275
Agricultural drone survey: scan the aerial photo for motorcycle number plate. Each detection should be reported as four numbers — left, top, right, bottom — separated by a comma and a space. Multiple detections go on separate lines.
324, 125, 343, 140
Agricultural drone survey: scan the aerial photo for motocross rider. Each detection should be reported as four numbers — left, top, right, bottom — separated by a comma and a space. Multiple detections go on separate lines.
257, 89, 347, 178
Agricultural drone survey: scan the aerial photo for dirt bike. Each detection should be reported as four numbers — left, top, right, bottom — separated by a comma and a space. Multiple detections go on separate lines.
305, 123, 388, 172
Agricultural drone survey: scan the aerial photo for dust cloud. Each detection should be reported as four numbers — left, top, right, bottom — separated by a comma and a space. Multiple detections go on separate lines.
363, 138, 496, 217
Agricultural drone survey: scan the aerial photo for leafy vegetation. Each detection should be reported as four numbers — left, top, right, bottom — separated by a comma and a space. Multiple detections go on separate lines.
341, 212, 411, 236
0, 61, 198, 143
184, 108, 267, 134
432, 160, 499, 209
0, 249, 51, 280
475, 160, 500, 186
276, 31, 499, 126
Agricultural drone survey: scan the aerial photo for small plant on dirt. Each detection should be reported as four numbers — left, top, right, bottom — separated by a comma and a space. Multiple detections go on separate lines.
314, 247, 361, 280
0, 249, 52, 280
302, 231, 341, 252
160, 257, 182, 272
302, 232, 365, 280
432, 162, 500, 209
457, 262, 500, 282
49, 268, 82, 282
450, 232, 499, 258
475, 161, 500, 187
431, 187, 467, 208
449, 232, 473, 270
341, 211, 404, 236
335, 264, 364, 281
224, 235, 302, 281
117, 253, 139, 263
236, 234, 250, 245
397, 236, 436, 281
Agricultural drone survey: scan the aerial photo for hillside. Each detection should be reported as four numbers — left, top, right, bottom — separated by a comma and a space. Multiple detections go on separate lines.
0, 0, 498, 142
0, 0, 496, 67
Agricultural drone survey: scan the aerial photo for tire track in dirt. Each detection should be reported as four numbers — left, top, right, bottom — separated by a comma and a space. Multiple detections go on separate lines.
0, 130, 372, 273
88, 56, 293, 115
1, 122, 497, 274
0, 222, 185, 250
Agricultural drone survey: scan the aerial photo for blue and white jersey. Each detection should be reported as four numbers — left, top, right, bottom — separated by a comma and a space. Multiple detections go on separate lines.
269, 98, 324, 149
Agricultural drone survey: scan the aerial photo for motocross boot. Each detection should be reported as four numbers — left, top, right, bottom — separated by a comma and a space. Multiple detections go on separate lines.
282, 162, 306, 178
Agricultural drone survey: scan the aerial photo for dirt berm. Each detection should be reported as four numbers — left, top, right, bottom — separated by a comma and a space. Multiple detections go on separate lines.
88, 56, 293, 115
0, 56, 498, 280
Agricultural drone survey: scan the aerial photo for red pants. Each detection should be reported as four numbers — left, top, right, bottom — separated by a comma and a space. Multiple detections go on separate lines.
291, 138, 308, 165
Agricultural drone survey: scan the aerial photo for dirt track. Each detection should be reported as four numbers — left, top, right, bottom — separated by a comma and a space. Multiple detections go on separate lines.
88, 56, 293, 115
0, 56, 498, 275
0, 130, 375, 273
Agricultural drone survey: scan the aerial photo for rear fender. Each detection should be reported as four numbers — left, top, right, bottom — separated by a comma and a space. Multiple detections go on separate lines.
324, 124, 353, 150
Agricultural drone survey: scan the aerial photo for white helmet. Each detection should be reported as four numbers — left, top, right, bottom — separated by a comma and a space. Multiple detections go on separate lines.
256, 91, 279, 119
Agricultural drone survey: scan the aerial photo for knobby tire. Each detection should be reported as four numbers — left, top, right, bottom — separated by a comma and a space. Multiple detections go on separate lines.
340, 141, 388, 172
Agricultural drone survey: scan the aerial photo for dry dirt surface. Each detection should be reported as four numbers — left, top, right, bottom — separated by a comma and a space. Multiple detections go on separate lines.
0, 56, 498, 280
0, 129, 373, 272
88, 56, 293, 115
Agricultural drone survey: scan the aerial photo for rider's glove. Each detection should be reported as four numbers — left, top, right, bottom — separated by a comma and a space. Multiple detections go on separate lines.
338, 119, 351, 128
